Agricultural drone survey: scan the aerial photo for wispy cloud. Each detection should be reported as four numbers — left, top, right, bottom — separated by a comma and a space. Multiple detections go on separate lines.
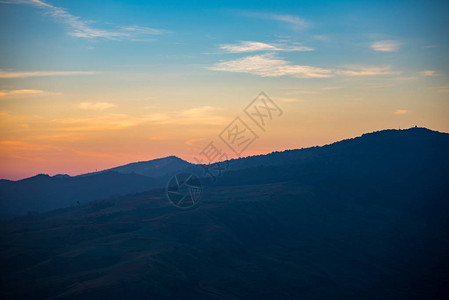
435, 86, 449, 93
209, 54, 400, 79
276, 97, 302, 103
145, 106, 227, 125
219, 41, 313, 53
185, 137, 207, 146
244, 12, 309, 30
0, 110, 138, 135
78, 102, 117, 111
394, 109, 409, 115
209, 54, 333, 78
268, 14, 309, 29
53, 113, 137, 131
0, 69, 95, 78
371, 40, 402, 52
0, 89, 44, 98
6, 0, 164, 40
321, 86, 343, 90
337, 65, 400, 76
420, 70, 439, 76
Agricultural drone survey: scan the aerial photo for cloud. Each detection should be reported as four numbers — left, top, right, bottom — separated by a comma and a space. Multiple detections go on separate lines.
0, 69, 95, 78
178, 106, 221, 117
420, 70, 439, 76
394, 109, 409, 115
54, 113, 136, 131
435, 86, 449, 93
0, 89, 44, 97
78, 102, 117, 111
265, 14, 309, 30
244, 12, 309, 30
219, 41, 313, 53
6, 0, 164, 40
321, 86, 343, 90
144, 113, 171, 122
312, 35, 330, 41
185, 138, 207, 146
276, 97, 302, 103
145, 106, 227, 125
337, 65, 400, 76
371, 40, 402, 52
0, 111, 138, 137
209, 55, 401, 79
176, 106, 227, 125
209, 54, 333, 78
285, 89, 321, 95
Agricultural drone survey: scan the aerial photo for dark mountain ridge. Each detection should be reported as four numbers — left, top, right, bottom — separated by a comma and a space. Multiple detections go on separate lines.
0, 127, 447, 218
78, 155, 192, 178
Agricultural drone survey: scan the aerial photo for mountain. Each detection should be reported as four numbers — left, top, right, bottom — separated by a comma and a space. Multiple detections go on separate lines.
1, 127, 448, 218
223, 126, 449, 174
0, 127, 448, 299
0, 156, 193, 218
79, 155, 192, 178
0, 172, 158, 217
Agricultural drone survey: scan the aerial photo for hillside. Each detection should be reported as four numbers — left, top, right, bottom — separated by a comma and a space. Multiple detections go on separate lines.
0, 127, 448, 299
79, 156, 192, 178
1, 127, 448, 218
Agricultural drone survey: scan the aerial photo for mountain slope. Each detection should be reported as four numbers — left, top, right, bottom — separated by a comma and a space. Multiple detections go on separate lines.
0, 172, 159, 217
1, 127, 447, 218
223, 127, 449, 173
79, 156, 192, 178
0, 156, 193, 218
0, 127, 448, 299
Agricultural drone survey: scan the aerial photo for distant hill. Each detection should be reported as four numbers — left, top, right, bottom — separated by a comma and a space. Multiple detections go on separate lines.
0, 172, 159, 217
0, 127, 448, 299
79, 155, 192, 178
223, 126, 449, 173
0, 156, 193, 217
1, 127, 448, 218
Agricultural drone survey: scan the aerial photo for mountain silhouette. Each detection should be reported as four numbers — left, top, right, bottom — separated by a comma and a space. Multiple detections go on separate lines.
0, 127, 448, 299
79, 155, 192, 178
0, 157, 192, 217
1, 127, 447, 218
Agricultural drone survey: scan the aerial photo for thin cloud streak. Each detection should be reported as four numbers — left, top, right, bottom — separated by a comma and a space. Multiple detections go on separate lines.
0, 69, 96, 78
394, 109, 409, 115
244, 12, 310, 30
78, 102, 117, 111
371, 40, 402, 52
145, 106, 227, 125
337, 66, 400, 76
209, 54, 333, 78
6, 0, 164, 40
0, 89, 44, 97
209, 54, 400, 78
420, 70, 439, 76
219, 41, 313, 53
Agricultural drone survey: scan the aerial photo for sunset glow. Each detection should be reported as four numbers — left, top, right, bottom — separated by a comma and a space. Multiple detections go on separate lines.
1, 0, 448, 180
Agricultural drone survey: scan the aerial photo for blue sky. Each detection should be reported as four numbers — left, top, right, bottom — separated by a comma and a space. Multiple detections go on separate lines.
0, 0, 448, 179
1, 0, 448, 71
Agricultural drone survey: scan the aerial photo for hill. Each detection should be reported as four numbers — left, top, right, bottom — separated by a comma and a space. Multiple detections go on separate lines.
1, 127, 448, 218
0, 127, 448, 299
79, 155, 192, 178
0, 156, 193, 218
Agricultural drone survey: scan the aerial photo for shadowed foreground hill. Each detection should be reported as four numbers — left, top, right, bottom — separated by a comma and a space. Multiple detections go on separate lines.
0, 127, 448, 299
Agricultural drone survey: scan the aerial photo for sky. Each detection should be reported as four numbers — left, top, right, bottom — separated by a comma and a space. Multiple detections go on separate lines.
0, 0, 448, 180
